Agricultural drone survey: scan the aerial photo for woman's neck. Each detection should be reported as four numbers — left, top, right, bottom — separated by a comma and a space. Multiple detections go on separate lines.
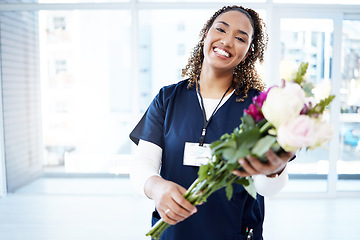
198, 68, 234, 99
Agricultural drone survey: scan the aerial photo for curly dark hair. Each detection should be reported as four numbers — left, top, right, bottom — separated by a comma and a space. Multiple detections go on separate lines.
182, 5, 268, 101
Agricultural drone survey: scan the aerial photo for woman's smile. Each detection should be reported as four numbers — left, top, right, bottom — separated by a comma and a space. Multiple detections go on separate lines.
213, 46, 231, 58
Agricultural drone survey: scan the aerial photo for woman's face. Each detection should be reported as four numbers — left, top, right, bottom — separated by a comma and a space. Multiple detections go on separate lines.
203, 10, 254, 74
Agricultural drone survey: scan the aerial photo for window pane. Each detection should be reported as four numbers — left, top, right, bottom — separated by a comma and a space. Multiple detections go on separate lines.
40, 10, 132, 173
338, 19, 360, 192
280, 18, 334, 193
138, 9, 214, 111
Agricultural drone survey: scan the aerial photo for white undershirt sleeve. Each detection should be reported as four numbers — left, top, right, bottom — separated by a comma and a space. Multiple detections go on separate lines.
252, 165, 289, 197
130, 140, 162, 196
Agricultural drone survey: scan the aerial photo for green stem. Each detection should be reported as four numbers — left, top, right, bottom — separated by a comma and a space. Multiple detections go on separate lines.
183, 178, 200, 199
259, 121, 272, 134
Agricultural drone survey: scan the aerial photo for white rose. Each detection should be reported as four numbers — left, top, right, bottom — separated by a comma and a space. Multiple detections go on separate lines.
285, 82, 307, 103
262, 83, 305, 128
309, 120, 333, 149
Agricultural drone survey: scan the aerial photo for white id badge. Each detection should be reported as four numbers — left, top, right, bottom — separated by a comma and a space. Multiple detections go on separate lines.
183, 142, 212, 167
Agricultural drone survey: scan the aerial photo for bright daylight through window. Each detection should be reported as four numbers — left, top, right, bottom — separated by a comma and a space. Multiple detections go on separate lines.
31, 1, 360, 194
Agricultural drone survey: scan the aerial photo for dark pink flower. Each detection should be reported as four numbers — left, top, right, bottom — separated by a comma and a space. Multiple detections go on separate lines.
244, 91, 268, 122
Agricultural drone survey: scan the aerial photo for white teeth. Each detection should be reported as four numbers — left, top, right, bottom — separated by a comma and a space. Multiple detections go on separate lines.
214, 47, 230, 57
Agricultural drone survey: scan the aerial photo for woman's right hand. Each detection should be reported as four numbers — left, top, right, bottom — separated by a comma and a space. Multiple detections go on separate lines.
144, 176, 197, 225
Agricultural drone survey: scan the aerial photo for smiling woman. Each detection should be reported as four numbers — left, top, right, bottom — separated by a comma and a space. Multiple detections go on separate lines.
130, 5, 292, 240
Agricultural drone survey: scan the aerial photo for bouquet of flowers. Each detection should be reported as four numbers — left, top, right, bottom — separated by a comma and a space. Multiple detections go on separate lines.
146, 62, 335, 239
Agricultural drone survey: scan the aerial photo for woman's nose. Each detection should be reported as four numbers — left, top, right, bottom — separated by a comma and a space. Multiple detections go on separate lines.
220, 34, 233, 47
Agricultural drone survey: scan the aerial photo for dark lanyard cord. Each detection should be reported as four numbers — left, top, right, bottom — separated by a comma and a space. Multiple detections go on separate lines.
197, 82, 233, 146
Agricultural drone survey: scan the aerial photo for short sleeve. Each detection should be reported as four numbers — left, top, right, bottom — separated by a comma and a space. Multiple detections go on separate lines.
129, 89, 165, 148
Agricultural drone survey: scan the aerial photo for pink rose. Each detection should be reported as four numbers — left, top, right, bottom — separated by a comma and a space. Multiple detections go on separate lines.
277, 115, 315, 152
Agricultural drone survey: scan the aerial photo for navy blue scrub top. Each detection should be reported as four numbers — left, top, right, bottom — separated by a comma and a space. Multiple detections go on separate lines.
130, 80, 265, 240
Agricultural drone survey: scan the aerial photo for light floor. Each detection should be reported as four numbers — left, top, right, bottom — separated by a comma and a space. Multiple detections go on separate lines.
0, 177, 359, 240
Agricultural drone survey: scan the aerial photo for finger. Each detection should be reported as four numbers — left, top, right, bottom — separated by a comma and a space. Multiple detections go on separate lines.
160, 187, 196, 223
163, 205, 190, 223
265, 150, 292, 175
169, 192, 197, 218
238, 158, 258, 176
174, 186, 197, 214
232, 168, 249, 177
161, 208, 178, 225
245, 155, 270, 174
264, 150, 281, 166
266, 150, 293, 167
155, 194, 181, 224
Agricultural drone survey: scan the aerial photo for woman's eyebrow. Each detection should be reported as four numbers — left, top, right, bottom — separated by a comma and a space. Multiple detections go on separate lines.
216, 20, 249, 37
217, 20, 229, 27
238, 30, 249, 37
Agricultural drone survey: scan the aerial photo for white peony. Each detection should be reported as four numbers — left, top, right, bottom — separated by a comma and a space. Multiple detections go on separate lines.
262, 83, 306, 128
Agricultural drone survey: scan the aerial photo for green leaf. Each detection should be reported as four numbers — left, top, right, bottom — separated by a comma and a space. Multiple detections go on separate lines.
211, 139, 236, 153
307, 95, 335, 116
225, 163, 239, 172
236, 128, 261, 150
220, 133, 231, 140
225, 183, 234, 200
209, 140, 222, 150
293, 62, 308, 85
240, 114, 255, 130
232, 127, 240, 135
251, 135, 277, 157
235, 177, 250, 186
229, 147, 250, 164
243, 177, 257, 199
198, 164, 209, 181
222, 147, 236, 161
208, 165, 215, 177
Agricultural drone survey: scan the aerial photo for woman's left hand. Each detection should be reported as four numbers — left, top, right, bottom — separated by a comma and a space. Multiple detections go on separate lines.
232, 150, 294, 177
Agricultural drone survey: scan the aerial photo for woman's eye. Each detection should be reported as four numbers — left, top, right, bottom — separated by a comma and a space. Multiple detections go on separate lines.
216, 27, 225, 33
236, 37, 245, 43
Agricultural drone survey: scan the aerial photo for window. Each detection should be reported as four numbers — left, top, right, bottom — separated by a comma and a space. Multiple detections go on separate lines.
1, 1, 359, 195
40, 10, 133, 173
53, 16, 66, 30
338, 19, 360, 191
138, 9, 214, 108
280, 18, 334, 192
